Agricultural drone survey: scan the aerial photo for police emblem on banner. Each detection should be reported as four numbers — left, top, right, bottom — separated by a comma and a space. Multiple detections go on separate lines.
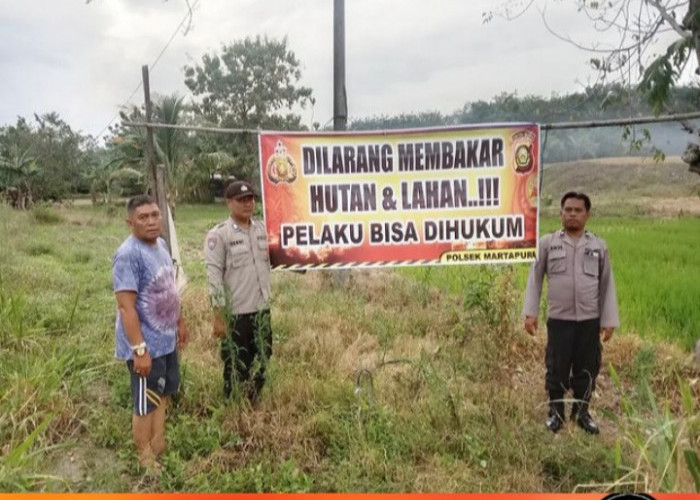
266, 140, 298, 184
511, 130, 535, 174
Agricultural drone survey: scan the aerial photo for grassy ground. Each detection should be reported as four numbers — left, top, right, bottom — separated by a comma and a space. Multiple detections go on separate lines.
1, 200, 699, 492
404, 215, 700, 350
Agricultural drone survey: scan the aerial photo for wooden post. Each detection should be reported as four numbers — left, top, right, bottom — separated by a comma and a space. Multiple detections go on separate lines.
142, 65, 172, 253
142, 65, 158, 197
156, 164, 172, 253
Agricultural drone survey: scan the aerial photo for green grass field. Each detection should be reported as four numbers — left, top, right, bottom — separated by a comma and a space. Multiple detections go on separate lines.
1, 202, 699, 492
406, 215, 700, 350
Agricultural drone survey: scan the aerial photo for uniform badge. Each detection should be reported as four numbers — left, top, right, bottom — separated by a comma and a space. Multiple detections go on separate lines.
266, 140, 298, 184
511, 130, 536, 174
207, 237, 217, 251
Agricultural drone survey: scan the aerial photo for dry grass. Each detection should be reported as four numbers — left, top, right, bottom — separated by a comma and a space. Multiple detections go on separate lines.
542, 156, 700, 216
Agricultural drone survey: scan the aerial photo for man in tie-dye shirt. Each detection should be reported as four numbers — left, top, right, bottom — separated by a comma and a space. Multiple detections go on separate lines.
113, 195, 189, 470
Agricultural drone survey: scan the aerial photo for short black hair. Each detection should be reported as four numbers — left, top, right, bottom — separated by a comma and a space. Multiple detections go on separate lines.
127, 194, 157, 214
561, 191, 591, 211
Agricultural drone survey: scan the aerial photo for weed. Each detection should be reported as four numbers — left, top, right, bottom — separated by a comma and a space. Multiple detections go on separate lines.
24, 244, 53, 257
31, 207, 64, 225
608, 365, 700, 492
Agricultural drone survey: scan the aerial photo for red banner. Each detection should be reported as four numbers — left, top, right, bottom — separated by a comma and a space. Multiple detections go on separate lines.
259, 124, 540, 270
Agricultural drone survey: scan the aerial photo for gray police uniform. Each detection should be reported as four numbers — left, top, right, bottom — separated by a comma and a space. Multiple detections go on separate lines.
204, 218, 271, 314
204, 218, 272, 399
523, 229, 619, 418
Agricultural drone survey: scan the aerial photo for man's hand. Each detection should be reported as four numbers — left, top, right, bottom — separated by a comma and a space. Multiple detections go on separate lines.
133, 351, 153, 377
177, 318, 189, 350
601, 327, 614, 342
212, 313, 227, 339
524, 316, 538, 336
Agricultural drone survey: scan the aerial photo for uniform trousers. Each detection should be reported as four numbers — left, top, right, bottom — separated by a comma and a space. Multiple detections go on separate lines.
545, 317, 601, 417
221, 308, 272, 400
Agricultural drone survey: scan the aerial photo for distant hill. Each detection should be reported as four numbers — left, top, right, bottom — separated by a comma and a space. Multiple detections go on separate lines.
540, 156, 700, 216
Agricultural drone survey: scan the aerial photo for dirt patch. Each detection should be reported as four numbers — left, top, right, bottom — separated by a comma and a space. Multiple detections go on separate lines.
48, 446, 120, 490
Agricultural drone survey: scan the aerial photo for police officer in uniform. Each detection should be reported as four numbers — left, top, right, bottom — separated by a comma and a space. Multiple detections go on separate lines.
204, 180, 272, 401
523, 191, 619, 434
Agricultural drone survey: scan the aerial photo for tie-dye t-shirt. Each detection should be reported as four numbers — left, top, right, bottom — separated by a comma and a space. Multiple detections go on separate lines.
113, 236, 180, 360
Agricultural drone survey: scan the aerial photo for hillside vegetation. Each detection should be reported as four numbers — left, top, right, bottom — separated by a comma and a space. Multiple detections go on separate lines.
541, 156, 700, 216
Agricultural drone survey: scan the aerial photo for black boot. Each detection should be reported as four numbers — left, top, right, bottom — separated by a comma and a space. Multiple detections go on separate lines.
572, 401, 599, 435
546, 402, 565, 433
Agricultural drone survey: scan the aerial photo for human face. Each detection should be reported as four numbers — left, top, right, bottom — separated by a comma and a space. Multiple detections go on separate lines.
560, 197, 589, 233
127, 203, 162, 243
227, 195, 255, 225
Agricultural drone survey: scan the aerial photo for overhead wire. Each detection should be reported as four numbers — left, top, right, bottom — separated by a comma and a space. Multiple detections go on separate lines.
93, 0, 199, 141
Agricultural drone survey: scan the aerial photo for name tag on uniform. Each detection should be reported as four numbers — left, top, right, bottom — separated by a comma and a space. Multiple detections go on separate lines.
230, 240, 243, 247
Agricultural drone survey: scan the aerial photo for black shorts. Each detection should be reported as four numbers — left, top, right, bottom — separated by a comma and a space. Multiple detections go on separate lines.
126, 350, 179, 416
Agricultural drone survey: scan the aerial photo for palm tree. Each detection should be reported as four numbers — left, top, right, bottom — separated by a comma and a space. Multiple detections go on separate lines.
153, 94, 186, 208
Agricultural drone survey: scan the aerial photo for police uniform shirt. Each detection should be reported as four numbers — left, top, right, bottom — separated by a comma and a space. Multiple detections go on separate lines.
204, 218, 271, 315
523, 230, 620, 328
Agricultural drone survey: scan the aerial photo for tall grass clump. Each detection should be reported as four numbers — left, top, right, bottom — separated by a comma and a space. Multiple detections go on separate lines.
0, 416, 57, 491
608, 365, 700, 492
31, 206, 64, 225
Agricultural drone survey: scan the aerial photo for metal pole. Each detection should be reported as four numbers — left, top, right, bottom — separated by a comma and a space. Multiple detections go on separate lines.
332, 0, 349, 285
333, 0, 347, 131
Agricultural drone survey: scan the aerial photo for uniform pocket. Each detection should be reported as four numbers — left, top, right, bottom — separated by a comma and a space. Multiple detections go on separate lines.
255, 236, 270, 261
547, 249, 566, 274
583, 251, 600, 277
229, 247, 252, 268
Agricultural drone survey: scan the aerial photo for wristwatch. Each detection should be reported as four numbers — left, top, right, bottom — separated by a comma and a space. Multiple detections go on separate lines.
131, 341, 147, 357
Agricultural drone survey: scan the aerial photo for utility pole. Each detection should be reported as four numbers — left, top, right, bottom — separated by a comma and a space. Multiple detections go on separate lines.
142, 65, 171, 253
142, 65, 157, 195
332, 0, 349, 285
333, 0, 347, 131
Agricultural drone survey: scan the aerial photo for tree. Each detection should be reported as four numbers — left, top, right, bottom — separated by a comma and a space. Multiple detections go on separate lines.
105, 94, 188, 206
487, 0, 700, 173
153, 94, 186, 205
0, 145, 39, 209
0, 114, 95, 205
184, 36, 313, 181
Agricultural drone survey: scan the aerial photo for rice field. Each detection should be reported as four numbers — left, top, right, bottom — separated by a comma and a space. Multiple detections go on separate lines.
405, 215, 700, 350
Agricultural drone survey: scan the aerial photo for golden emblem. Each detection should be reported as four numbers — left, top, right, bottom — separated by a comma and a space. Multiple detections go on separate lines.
266, 140, 298, 184
511, 130, 536, 174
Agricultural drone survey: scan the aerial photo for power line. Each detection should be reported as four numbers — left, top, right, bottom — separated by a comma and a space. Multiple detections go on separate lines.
94, 0, 199, 141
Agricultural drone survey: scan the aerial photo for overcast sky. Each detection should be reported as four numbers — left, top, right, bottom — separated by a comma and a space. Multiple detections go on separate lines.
0, 0, 692, 140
